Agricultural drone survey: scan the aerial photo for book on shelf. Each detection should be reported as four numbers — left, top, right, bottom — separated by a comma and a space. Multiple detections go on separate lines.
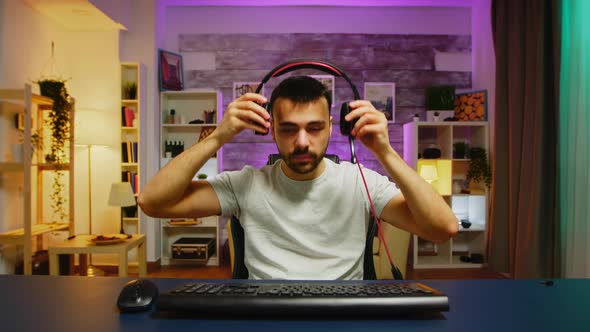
121, 141, 138, 163
121, 106, 136, 127
121, 172, 139, 194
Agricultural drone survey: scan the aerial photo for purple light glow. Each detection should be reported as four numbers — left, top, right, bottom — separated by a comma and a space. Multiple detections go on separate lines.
164, 0, 472, 7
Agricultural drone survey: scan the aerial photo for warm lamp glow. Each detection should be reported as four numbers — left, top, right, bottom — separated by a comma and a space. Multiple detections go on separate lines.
75, 109, 116, 146
420, 165, 439, 183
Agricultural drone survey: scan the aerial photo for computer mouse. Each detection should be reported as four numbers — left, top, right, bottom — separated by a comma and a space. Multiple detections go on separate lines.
117, 279, 159, 313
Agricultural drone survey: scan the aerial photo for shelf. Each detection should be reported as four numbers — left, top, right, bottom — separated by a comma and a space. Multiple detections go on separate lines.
163, 218, 217, 227
119, 62, 145, 236
162, 124, 217, 128
159, 90, 222, 267
163, 224, 216, 229
0, 89, 53, 106
416, 121, 488, 127
166, 254, 219, 266
34, 163, 72, 171
457, 223, 485, 232
413, 255, 450, 268
405, 120, 489, 270
0, 162, 24, 172
161, 89, 219, 99
0, 223, 70, 244
451, 256, 484, 268
413, 255, 484, 269
1, 84, 75, 275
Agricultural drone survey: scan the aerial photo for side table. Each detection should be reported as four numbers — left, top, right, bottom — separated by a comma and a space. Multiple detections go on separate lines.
48, 234, 147, 277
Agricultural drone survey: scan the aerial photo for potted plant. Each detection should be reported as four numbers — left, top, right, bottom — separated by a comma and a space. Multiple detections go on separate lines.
124, 81, 137, 100
453, 141, 468, 159
14, 131, 42, 163
466, 147, 492, 189
36, 78, 72, 222
425, 85, 456, 121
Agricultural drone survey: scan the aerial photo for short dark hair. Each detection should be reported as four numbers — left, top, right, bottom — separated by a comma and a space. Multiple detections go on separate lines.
269, 76, 332, 115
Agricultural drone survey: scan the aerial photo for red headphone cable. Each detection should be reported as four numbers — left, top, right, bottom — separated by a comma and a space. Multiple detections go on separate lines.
350, 137, 404, 280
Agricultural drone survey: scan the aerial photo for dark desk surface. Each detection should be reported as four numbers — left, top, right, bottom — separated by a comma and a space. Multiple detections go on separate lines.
0, 275, 588, 331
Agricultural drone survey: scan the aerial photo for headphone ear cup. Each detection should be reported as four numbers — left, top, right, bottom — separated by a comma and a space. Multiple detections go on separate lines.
254, 102, 270, 136
339, 102, 355, 137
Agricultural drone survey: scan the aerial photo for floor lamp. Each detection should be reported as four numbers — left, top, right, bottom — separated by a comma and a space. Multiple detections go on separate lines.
108, 182, 136, 236
76, 110, 111, 277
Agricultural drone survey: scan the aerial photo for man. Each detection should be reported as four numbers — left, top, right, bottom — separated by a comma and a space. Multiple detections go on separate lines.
139, 76, 458, 280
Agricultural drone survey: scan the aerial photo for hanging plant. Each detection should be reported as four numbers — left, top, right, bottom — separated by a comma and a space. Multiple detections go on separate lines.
466, 147, 492, 189
36, 78, 72, 222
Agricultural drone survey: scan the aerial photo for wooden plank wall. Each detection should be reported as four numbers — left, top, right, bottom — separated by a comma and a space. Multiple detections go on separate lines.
179, 33, 471, 175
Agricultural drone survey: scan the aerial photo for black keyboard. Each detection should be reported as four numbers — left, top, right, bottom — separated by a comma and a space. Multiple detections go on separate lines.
156, 280, 449, 317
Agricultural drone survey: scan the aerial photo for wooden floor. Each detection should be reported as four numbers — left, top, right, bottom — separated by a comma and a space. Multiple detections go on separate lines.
138, 261, 508, 280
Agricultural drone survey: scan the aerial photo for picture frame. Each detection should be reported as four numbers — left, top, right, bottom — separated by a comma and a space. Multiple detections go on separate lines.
158, 49, 184, 91
454, 90, 488, 121
310, 75, 335, 106
14, 113, 24, 130
364, 82, 396, 122
233, 82, 263, 100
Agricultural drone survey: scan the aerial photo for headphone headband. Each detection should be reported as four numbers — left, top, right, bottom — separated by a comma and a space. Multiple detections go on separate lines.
255, 59, 360, 100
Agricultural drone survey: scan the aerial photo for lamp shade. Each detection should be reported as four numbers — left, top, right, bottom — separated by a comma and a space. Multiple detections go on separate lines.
108, 182, 136, 207
420, 165, 439, 183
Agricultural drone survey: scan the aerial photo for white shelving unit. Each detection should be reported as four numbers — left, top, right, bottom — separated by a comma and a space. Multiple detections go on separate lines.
403, 121, 490, 269
0, 84, 75, 275
159, 89, 223, 266
119, 62, 146, 235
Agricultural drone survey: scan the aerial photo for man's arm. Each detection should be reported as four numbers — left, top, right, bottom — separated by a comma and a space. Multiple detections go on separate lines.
138, 93, 270, 219
345, 100, 458, 243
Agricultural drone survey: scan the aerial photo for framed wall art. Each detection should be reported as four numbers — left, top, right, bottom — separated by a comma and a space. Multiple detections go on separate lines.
158, 49, 184, 91
233, 82, 263, 100
454, 90, 488, 121
364, 82, 396, 122
309, 75, 335, 106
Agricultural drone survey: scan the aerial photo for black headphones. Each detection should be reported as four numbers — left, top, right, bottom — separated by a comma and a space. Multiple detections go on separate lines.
254, 59, 360, 137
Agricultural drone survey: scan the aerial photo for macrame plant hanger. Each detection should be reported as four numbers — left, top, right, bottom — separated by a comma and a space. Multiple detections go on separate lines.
38, 41, 68, 82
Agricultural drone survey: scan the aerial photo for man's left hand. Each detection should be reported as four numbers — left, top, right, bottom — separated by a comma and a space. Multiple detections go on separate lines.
344, 100, 392, 157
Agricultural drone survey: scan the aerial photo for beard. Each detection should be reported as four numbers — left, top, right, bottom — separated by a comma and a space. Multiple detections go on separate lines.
280, 145, 328, 175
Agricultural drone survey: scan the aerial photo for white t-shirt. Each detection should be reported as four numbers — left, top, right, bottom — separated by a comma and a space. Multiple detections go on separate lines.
208, 158, 400, 280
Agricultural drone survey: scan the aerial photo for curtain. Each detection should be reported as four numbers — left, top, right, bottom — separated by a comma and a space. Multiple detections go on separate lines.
559, 0, 590, 278
489, 0, 560, 278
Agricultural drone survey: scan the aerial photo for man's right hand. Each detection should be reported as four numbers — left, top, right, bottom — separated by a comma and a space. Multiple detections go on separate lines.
216, 93, 270, 144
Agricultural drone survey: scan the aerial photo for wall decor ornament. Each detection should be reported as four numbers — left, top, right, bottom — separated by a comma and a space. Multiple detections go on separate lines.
310, 75, 335, 106
233, 82, 263, 100
158, 49, 184, 91
454, 90, 488, 121
364, 82, 395, 121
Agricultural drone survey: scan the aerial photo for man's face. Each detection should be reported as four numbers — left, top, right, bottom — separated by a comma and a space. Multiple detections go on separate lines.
271, 97, 332, 179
